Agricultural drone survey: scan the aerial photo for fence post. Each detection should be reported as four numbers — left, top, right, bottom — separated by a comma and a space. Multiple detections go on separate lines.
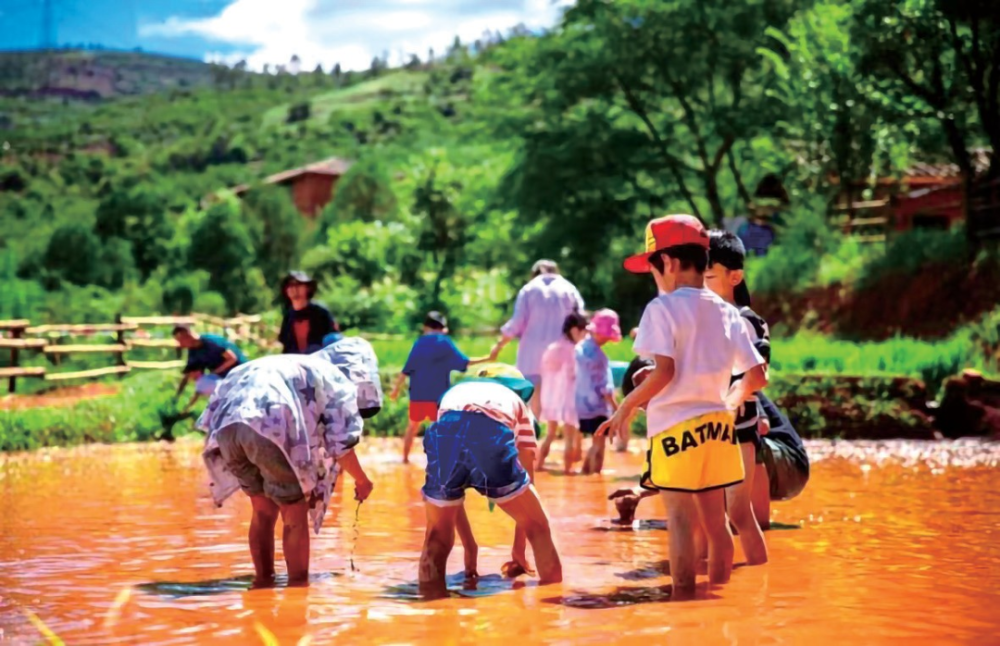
115, 313, 127, 378
8, 325, 23, 394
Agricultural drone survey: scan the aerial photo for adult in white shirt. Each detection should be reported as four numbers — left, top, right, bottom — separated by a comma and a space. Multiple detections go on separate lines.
490, 260, 585, 417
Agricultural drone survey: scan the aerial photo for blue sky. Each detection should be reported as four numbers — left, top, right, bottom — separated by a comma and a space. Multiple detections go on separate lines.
0, 0, 571, 70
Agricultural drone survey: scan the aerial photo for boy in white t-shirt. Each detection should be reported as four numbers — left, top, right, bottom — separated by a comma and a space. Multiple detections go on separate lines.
598, 215, 767, 591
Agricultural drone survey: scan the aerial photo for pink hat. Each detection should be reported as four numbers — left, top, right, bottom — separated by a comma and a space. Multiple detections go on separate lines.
588, 308, 622, 342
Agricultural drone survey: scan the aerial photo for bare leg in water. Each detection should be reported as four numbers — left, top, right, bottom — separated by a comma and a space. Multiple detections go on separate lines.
695, 488, 735, 585
419, 503, 459, 599
497, 486, 563, 584
402, 420, 422, 464
280, 498, 311, 587
726, 443, 768, 565
248, 495, 279, 588
536, 422, 559, 471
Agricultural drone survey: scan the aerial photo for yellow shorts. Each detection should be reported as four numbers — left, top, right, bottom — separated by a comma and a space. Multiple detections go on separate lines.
641, 411, 744, 493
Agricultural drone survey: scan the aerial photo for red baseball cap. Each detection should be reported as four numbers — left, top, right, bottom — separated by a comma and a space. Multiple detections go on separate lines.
623, 214, 709, 274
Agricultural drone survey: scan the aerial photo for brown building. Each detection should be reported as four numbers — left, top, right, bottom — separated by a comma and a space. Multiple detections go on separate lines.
232, 157, 352, 218
832, 149, 993, 237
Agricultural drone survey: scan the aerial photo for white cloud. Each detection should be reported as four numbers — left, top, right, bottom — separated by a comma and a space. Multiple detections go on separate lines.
141, 0, 573, 71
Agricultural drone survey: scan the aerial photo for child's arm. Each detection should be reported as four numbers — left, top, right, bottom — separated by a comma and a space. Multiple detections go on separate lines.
726, 363, 768, 412
466, 354, 494, 367
597, 355, 674, 439
389, 373, 407, 401
335, 450, 374, 502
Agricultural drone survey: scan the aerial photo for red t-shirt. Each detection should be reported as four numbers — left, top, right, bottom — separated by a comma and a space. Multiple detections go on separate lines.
293, 319, 311, 353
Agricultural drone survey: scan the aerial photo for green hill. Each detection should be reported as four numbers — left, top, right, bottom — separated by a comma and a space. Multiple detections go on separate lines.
1, 0, 998, 350
0, 50, 218, 98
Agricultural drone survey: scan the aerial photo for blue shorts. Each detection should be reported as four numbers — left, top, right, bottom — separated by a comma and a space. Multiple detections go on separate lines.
422, 410, 531, 507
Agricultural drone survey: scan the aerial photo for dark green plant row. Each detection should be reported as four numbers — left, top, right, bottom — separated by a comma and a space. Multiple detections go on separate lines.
0, 368, 944, 453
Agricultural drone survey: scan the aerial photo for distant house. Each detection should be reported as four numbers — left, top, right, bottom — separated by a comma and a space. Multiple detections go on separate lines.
231, 157, 352, 218
832, 149, 994, 237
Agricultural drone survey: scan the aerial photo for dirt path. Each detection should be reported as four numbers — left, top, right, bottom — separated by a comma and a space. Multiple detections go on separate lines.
0, 383, 119, 411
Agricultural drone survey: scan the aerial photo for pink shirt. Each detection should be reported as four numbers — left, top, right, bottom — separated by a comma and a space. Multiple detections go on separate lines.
539, 338, 579, 426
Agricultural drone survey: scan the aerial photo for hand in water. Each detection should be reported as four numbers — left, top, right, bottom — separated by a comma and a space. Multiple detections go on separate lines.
608, 488, 641, 525
354, 478, 374, 502
502, 549, 536, 578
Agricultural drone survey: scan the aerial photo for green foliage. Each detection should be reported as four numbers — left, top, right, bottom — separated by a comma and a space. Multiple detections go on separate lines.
94, 181, 173, 280
746, 197, 841, 294
318, 158, 399, 235
188, 198, 268, 314
241, 185, 304, 287
41, 223, 105, 288
0, 372, 177, 452
857, 228, 969, 290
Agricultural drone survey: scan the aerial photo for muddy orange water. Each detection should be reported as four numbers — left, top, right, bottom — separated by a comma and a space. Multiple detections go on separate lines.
1, 438, 999, 645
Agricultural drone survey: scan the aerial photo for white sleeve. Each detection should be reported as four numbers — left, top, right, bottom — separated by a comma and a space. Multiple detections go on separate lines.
633, 301, 675, 359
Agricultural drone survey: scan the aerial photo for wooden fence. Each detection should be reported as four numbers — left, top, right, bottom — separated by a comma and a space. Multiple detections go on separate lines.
0, 314, 267, 394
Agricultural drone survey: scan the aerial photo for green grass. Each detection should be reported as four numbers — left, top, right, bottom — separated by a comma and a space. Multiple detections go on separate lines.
3, 328, 993, 451
365, 334, 637, 372
261, 71, 430, 127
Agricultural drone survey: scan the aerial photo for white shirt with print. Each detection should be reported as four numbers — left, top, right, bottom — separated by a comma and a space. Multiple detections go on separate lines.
633, 287, 763, 438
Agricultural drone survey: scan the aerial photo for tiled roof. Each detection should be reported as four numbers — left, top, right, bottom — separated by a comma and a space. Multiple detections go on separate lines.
230, 157, 352, 195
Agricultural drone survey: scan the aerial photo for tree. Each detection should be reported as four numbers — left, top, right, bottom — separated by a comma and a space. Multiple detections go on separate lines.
42, 223, 103, 287
491, 0, 801, 226
853, 0, 1000, 181
761, 1, 901, 191
94, 182, 172, 280
189, 199, 269, 313
242, 185, 303, 286
413, 162, 468, 309
286, 101, 311, 123
318, 159, 399, 236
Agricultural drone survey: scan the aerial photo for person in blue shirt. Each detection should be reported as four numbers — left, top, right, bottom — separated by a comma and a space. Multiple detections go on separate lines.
574, 309, 622, 475
173, 326, 248, 413
389, 311, 492, 463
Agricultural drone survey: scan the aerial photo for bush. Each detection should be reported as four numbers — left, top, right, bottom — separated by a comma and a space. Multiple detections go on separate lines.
746, 197, 841, 294
0, 372, 176, 452
857, 228, 968, 291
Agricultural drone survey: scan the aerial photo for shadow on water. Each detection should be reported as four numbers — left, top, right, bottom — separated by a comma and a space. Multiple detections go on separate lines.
614, 560, 756, 581
382, 573, 523, 602
592, 519, 801, 533
592, 519, 669, 532
137, 572, 340, 598
766, 522, 801, 531
544, 583, 720, 609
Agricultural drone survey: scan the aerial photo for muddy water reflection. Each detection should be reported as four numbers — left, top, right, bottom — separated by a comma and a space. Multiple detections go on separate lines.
1, 439, 999, 644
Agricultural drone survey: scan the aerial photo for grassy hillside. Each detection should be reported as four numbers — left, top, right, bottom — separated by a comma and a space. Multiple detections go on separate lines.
0, 49, 218, 98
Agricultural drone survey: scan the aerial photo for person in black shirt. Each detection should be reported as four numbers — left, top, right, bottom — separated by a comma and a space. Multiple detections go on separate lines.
753, 392, 810, 529
277, 271, 337, 354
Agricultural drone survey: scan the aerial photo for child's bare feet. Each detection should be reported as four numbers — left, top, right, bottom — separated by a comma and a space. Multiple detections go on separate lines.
250, 576, 276, 590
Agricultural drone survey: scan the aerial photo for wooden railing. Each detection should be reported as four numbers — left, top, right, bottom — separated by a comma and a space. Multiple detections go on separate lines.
832, 200, 890, 243
0, 313, 267, 393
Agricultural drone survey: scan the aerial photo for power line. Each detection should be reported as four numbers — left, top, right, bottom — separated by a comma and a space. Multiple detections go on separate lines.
42, 0, 56, 49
